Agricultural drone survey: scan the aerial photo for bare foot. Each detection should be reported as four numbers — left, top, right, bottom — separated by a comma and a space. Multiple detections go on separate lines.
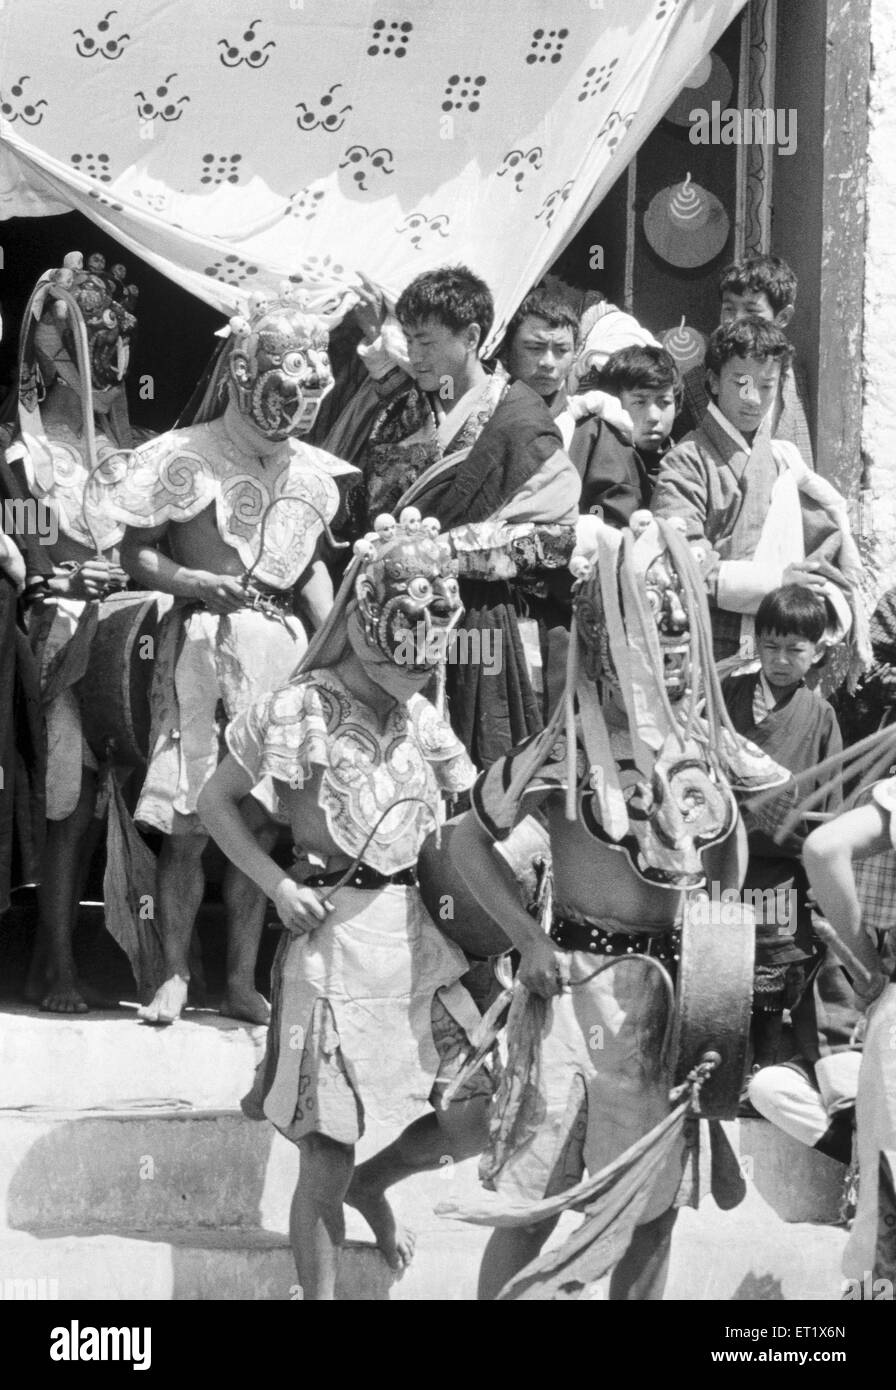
40, 975, 89, 1014
29, 966, 119, 1014
219, 985, 271, 1026
346, 1178, 416, 1272
138, 974, 189, 1026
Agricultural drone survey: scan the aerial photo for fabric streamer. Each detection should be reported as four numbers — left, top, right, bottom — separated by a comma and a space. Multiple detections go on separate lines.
102, 773, 165, 1002
439, 1092, 693, 1300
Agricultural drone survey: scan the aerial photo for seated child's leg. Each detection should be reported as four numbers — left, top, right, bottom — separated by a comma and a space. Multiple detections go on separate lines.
292, 1134, 355, 1301
748, 1061, 830, 1146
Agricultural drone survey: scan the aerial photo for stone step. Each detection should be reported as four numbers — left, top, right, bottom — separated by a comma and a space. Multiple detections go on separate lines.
0, 1006, 853, 1299
0, 1228, 390, 1301
0, 1005, 267, 1112
736, 1117, 848, 1225
0, 1109, 297, 1234
0, 1194, 847, 1304
0, 1115, 850, 1300
0, 1101, 848, 1236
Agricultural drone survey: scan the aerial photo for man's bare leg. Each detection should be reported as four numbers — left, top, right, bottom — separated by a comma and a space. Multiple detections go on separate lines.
346, 1096, 490, 1270
607, 1207, 677, 1301
292, 1133, 355, 1300
219, 798, 277, 1025
480, 1207, 677, 1302
478, 1219, 560, 1300
137, 832, 207, 1024
27, 769, 106, 1013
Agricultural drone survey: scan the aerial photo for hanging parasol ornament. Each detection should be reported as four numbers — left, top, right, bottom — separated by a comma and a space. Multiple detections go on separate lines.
661, 316, 707, 372
663, 50, 733, 128
643, 172, 730, 269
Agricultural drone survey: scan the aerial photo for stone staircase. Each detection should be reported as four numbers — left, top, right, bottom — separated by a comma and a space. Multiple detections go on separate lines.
0, 1002, 850, 1300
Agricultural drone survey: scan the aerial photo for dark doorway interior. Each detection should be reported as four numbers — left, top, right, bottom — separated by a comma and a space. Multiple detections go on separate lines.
0, 210, 222, 430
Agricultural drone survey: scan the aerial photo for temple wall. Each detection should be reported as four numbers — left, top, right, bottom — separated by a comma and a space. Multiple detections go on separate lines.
861, 0, 896, 599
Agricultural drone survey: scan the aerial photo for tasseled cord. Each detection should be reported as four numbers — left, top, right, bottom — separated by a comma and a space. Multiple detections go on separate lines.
748, 721, 896, 842
658, 519, 746, 759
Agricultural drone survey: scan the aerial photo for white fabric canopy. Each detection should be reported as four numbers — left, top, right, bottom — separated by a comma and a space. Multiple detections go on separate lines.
0, 0, 745, 347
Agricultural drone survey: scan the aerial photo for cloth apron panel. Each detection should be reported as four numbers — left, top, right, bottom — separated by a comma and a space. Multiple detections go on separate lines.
137, 604, 306, 829
262, 885, 477, 1137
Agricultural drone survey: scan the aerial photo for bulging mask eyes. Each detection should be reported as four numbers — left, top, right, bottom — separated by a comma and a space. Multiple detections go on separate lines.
645, 587, 662, 617
281, 351, 306, 375
407, 576, 433, 603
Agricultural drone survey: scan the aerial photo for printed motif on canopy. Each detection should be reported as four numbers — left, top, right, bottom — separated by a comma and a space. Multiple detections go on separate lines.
0, 1, 746, 349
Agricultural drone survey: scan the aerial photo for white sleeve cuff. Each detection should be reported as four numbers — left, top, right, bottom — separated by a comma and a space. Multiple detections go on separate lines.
822, 582, 853, 642
716, 560, 782, 614
356, 314, 409, 378
567, 389, 612, 422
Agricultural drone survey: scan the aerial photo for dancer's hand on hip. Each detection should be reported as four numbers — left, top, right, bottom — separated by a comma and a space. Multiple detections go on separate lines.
273, 879, 335, 936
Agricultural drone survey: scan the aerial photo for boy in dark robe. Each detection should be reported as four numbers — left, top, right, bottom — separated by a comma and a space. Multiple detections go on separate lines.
571, 345, 680, 528
722, 585, 843, 1067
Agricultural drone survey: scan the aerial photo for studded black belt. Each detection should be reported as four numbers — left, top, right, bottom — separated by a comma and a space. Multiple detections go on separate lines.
242, 579, 293, 615
550, 916, 680, 965
304, 863, 417, 891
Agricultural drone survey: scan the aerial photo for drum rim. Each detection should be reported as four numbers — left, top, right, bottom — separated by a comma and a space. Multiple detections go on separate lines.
76, 592, 158, 766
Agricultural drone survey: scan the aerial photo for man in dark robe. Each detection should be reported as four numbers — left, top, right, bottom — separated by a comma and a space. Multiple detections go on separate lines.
403, 379, 580, 768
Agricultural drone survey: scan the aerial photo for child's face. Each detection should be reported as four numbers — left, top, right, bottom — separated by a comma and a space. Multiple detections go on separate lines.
720, 290, 793, 330
505, 315, 576, 399
710, 354, 781, 437
757, 630, 821, 689
618, 384, 676, 451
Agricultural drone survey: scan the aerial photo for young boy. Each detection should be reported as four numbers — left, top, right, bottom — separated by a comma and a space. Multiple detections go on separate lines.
197, 509, 490, 1299
652, 317, 855, 661
722, 585, 843, 1068
347, 265, 507, 530
500, 290, 579, 418
571, 345, 679, 527
675, 254, 813, 466
499, 288, 643, 477
804, 783, 896, 1292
